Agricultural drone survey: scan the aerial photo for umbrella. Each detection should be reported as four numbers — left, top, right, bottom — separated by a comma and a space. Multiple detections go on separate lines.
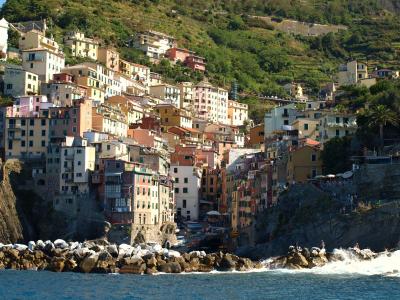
206, 211, 221, 216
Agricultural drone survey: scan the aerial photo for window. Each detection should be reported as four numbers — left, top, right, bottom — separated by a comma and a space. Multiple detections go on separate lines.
174, 167, 178, 173
175, 188, 179, 193
311, 154, 316, 162
183, 188, 188, 193
21, 141, 25, 147
184, 177, 188, 183
304, 124, 309, 131
175, 178, 179, 183
335, 129, 340, 136
41, 141, 46, 147
284, 120, 289, 125
209, 187, 214, 193
41, 119, 46, 126
21, 130, 26, 137
29, 141, 33, 147
30, 119, 34, 126
29, 130, 33, 136
21, 119, 26, 126
41, 130, 46, 136
183, 200, 186, 208
6, 84, 12, 90
76, 173, 82, 177
336, 117, 340, 124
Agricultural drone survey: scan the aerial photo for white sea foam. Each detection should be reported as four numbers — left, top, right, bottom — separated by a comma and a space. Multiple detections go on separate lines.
260, 248, 400, 277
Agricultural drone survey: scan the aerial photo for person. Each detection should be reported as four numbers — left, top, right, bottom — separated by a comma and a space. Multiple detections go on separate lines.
354, 242, 360, 250
320, 240, 325, 249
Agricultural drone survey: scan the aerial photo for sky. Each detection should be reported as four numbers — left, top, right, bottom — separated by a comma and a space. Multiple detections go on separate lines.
0, 0, 4, 7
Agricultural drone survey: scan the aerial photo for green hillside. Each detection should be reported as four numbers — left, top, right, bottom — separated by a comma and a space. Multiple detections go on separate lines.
1, 0, 400, 100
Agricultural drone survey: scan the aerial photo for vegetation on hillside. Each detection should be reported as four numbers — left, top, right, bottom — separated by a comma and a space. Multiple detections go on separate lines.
1, 0, 399, 121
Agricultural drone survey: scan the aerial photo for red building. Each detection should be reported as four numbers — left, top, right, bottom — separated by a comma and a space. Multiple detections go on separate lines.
185, 55, 206, 72
166, 47, 206, 72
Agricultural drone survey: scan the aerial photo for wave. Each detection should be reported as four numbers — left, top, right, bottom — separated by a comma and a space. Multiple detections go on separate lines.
261, 248, 400, 277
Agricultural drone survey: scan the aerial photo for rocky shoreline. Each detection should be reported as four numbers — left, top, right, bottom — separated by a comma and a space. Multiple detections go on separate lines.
266, 245, 378, 270
0, 240, 262, 274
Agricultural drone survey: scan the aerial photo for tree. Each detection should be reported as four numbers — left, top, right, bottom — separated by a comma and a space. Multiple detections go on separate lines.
364, 105, 398, 152
321, 136, 353, 174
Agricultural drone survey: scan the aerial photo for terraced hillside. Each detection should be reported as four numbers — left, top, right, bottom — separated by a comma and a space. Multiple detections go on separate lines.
1, 0, 399, 97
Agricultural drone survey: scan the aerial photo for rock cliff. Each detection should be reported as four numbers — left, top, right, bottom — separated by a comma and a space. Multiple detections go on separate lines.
237, 183, 400, 260
0, 160, 24, 244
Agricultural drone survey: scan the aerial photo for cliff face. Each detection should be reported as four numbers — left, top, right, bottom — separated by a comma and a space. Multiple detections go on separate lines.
0, 160, 24, 244
237, 174, 400, 260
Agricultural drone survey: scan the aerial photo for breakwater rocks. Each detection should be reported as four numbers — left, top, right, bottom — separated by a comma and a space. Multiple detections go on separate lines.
0, 240, 262, 274
267, 245, 378, 270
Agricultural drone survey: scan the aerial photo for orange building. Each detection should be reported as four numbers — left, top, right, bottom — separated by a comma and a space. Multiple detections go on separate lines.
248, 124, 264, 148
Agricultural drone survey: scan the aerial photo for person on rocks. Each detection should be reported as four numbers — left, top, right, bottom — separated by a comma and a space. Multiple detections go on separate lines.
320, 240, 325, 249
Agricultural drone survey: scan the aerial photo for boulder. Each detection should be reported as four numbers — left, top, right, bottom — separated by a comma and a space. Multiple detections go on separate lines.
49, 257, 65, 272
80, 253, 99, 273
69, 242, 80, 251
197, 264, 213, 273
36, 240, 45, 250
288, 252, 309, 268
166, 250, 181, 258
145, 256, 158, 268
219, 254, 237, 271
7, 248, 20, 260
107, 245, 119, 258
28, 241, 36, 251
54, 239, 69, 249
13, 244, 28, 251
64, 258, 78, 272
158, 262, 182, 273
119, 263, 146, 274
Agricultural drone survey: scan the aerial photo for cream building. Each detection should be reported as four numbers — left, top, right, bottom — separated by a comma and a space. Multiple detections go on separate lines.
19, 30, 60, 53
22, 48, 65, 83
338, 60, 376, 87
92, 104, 128, 137
54, 137, 95, 214
133, 30, 176, 60
177, 82, 194, 110
150, 84, 181, 108
3, 65, 40, 97
319, 112, 357, 144
292, 118, 320, 140
194, 81, 229, 124
228, 100, 248, 126
63, 31, 99, 60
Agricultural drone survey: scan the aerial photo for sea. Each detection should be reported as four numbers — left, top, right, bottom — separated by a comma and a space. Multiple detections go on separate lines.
1, 249, 400, 299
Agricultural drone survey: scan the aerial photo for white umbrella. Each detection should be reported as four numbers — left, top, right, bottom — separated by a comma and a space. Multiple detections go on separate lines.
206, 211, 221, 216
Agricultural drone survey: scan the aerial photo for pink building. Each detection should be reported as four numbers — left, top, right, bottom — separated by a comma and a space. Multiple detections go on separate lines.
9, 95, 53, 117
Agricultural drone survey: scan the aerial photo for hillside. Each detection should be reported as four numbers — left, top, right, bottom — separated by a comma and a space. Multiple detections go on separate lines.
1, 0, 400, 99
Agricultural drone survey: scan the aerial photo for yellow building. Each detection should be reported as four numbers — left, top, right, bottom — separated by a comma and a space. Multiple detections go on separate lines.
98, 46, 120, 72
155, 103, 192, 131
292, 118, 320, 140
107, 95, 144, 126
287, 145, 322, 183
19, 30, 60, 53
228, 100, 248, 126
63, 65, 105, 104
177, 82, 194, 110
63, 31, 99, 60
5, 116, 50, 160
92, 104, 128, 137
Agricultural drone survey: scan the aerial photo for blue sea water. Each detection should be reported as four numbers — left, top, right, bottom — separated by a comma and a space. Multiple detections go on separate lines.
0, 270, 399, 300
